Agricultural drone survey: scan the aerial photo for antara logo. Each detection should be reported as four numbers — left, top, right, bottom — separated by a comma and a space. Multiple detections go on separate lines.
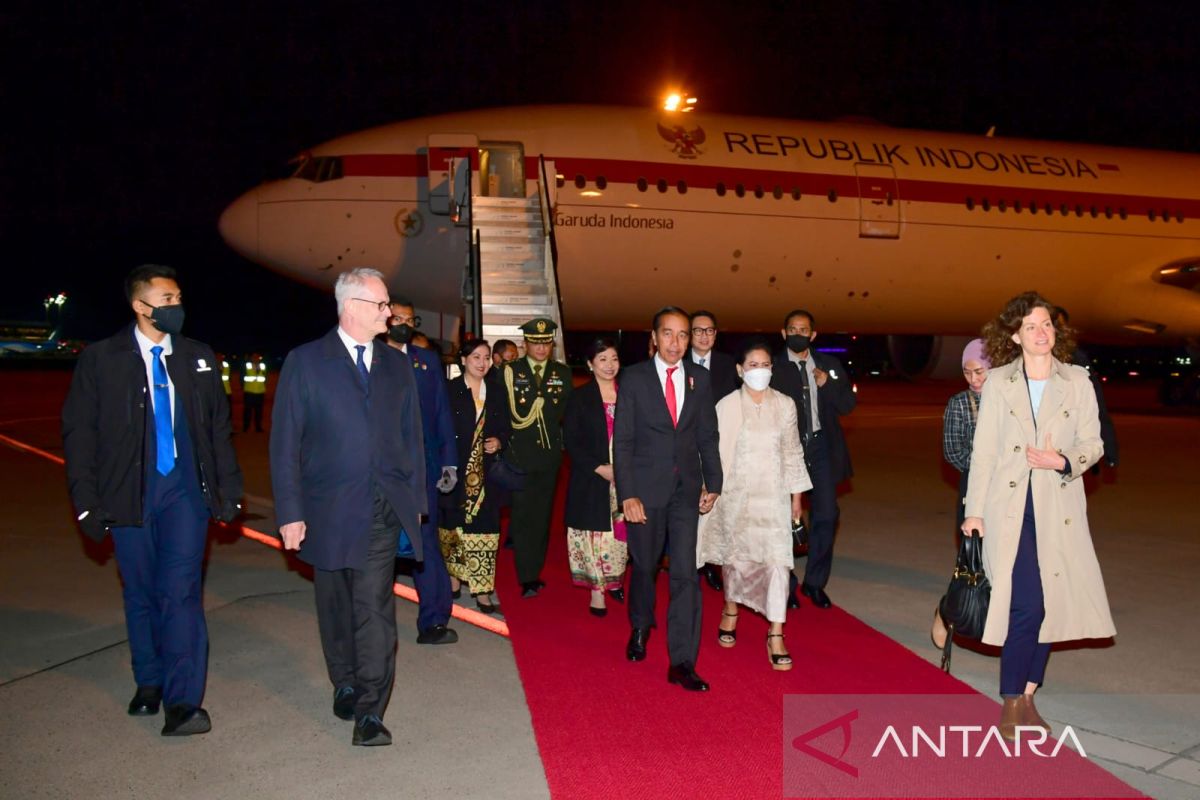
657, 120, 706, 159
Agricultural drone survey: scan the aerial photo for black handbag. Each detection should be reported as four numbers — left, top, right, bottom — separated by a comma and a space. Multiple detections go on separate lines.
936, 533, 991, 672
487, 452, 526, 491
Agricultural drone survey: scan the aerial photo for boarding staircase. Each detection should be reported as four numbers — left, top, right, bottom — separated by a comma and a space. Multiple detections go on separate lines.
463, 158, 565, 358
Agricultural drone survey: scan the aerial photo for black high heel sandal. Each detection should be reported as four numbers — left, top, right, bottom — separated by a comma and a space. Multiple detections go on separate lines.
717, 610, 738, 647
767, 633, 793, 671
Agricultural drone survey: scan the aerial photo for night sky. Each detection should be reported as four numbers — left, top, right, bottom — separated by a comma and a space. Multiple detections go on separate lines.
5, 1, 1198, 354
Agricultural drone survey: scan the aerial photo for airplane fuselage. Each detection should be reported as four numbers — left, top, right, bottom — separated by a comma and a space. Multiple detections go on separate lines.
218, 105, 1200, 342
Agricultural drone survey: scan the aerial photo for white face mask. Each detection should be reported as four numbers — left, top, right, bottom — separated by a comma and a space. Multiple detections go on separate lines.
742, 367, 772, 391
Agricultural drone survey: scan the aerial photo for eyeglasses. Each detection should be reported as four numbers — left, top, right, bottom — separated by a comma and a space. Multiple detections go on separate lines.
691, 327, 717, 336
350, 297, 392, 313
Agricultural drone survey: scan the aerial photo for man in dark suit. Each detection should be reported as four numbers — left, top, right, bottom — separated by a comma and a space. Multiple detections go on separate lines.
502, 317, 573, 597
614, 307, 722, 692
385, 300, 459, 645
687, 309, 739, 592
770, 309, 856, 609
687, 310, 740, 401
62, 264, 242, 737
270, 268, 426, 747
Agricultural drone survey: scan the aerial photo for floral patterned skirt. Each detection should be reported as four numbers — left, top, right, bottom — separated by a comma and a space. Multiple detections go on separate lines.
567, 528, 628, 590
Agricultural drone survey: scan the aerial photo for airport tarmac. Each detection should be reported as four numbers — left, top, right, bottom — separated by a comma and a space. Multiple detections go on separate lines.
1, 370, 1197, 799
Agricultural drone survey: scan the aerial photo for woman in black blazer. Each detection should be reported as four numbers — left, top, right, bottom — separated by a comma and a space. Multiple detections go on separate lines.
438, 339, 512, 614
564, 336, 628, 617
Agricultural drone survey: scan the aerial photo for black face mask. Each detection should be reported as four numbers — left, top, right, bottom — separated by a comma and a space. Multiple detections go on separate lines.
387, 323, 414, 344
145, 303, 185, 336
786, 334, 811, 353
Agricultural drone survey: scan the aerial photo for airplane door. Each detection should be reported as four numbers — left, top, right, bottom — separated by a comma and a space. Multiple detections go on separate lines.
478, 142, 526, 198
854, 163, 900, 238
427, 134, 478, 215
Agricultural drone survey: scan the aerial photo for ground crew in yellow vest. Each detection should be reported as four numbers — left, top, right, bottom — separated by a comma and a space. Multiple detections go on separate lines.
242, 353, 267, 433
504, 318, 573, 597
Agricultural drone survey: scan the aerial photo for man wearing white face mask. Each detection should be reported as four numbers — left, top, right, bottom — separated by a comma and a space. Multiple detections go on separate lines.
698, 337, 811, 671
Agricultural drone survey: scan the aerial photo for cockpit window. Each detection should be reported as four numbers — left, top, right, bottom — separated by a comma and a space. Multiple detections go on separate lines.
290, 154, 344, 182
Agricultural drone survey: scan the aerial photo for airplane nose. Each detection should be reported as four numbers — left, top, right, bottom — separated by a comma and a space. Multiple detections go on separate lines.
218, 188, 259, 261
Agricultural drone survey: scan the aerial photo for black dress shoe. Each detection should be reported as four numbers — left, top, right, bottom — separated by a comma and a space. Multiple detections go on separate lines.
473, 594, 496, 614
451, 586, 462, 599
801, 584, 832, 609
352, 715, 392, 746
589, 605, 607, 618
786, 591, 801, 609
333, 686, 356, 720
128, 686, 162, 716
626, 628, 650, 661
161, 705, 212, 736
607, 587, 625, 603
700, 564, 724, 591
520, 580, 545, 598
416, 624, 459, 644
667, 664, 710, 692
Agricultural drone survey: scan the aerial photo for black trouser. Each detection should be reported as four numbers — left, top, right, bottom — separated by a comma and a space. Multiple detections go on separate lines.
1000, 485, 1051, 696
313, 489, 399, 720
510, 463, 560, 584
243, 393, 264, 431
801, 432, 838, 589
626, 476, 702, 667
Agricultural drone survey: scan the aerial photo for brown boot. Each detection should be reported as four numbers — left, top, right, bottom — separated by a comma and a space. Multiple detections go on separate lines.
1018, 694, 1053, 736
998, 697, 1021, 741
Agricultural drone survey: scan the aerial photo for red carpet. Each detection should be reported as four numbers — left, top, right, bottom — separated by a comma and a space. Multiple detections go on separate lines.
493, 469, 1143, 800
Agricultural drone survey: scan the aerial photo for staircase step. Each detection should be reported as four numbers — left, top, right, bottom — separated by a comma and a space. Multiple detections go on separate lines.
482, 258, 544, 272
475, 226, 543, 241
472, 210, 542, 224
482, 308, 558, 324
481, 278, 548, 293
472, 195, 538, 208
479, 241, 543, 257
482, 293, 554, 306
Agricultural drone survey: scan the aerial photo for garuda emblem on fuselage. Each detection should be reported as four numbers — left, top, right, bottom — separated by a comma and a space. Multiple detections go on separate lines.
657, 121, 706, 159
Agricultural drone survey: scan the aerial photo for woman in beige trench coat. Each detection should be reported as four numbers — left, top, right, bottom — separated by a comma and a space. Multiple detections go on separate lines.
964, 292, 1116, 741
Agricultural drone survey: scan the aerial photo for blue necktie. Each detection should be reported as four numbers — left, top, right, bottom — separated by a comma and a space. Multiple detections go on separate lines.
150, 345, 175, 475
355, 344, 370, 389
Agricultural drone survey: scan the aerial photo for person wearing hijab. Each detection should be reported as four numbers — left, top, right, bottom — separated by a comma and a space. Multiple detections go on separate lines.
933, 338, 991, 649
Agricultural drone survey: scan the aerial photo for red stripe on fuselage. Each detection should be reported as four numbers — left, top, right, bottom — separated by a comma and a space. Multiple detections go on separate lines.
336, 153, 1200, 219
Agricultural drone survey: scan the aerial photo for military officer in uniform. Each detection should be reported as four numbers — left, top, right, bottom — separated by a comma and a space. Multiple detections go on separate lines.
503, 317, 573, 597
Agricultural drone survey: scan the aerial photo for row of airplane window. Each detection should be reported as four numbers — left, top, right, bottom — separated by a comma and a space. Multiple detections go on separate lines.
562, 173, 1187, 223
965, 196, 1185, 223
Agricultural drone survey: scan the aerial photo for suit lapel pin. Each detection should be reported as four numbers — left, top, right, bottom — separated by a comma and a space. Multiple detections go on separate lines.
688, 376, 694, 390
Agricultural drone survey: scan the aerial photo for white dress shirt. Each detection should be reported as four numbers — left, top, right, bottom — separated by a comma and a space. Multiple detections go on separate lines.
336, 326, 374, 371
785, 348, 822, 433
691, 349, 710, 370
654, 354, 686, 418
134, 326, 177, 457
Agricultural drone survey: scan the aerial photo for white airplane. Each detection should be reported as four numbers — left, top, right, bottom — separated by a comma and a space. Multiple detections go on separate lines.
218, 100, 1200, 374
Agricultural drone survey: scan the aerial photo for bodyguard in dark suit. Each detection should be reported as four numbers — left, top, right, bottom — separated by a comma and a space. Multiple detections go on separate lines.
502, 317, 573, 596
687, 310, 740, 402
770, 309, 856, 609
687, 309, 738, 592
385, 301, 459, 645
270, 268, 425, 747
62, 264, 242, 737
614, 307, 722, 692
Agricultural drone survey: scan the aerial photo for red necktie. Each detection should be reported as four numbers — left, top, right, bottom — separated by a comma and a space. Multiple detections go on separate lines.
665, 366, 678, 427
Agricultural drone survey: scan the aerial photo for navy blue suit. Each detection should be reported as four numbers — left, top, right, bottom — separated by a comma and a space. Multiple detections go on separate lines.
396, 342, 457, 631
270, 330, 426, 569
62, 325, 242, 711
270, 329, 425, 720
